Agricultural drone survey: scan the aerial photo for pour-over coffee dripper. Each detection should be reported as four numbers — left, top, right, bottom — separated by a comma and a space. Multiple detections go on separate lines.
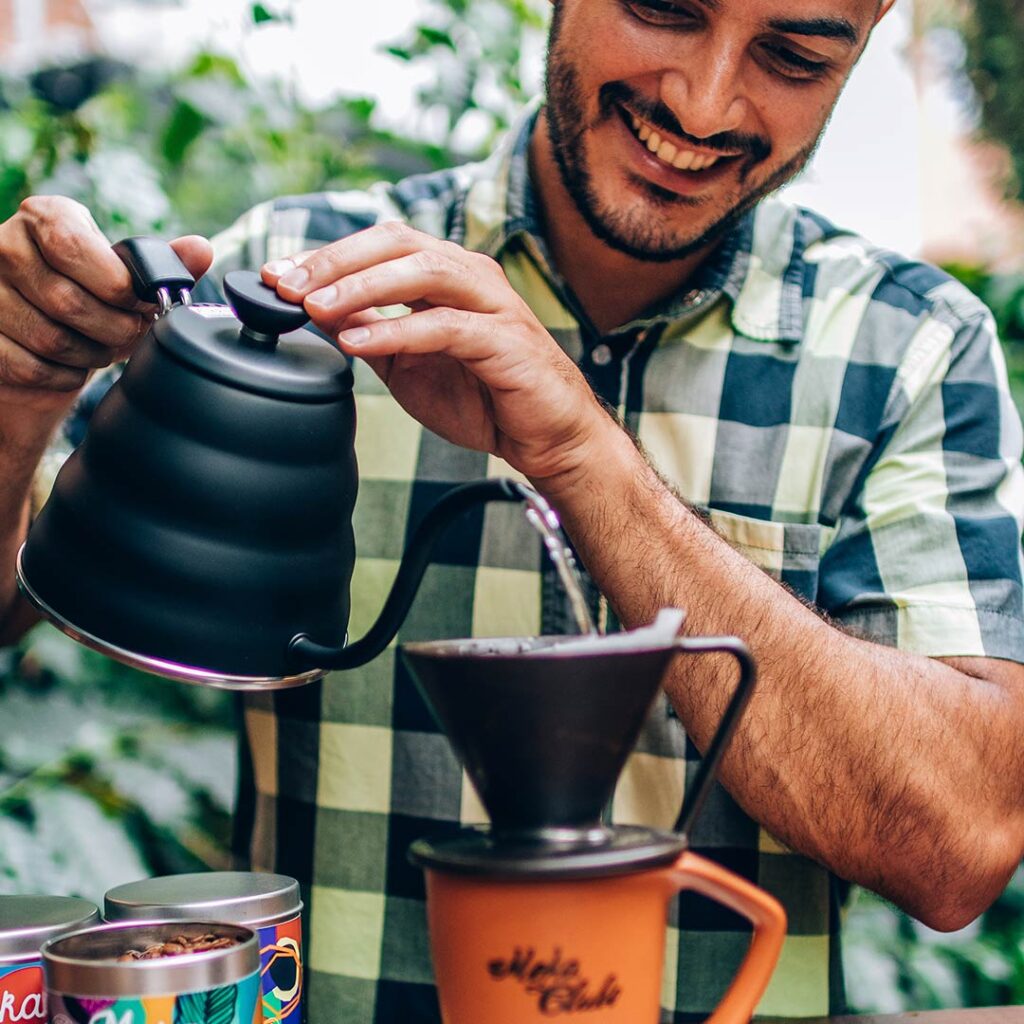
402, 611, 787, 1024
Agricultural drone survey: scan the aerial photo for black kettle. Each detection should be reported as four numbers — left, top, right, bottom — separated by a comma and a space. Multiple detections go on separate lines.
17, 238, 537, 689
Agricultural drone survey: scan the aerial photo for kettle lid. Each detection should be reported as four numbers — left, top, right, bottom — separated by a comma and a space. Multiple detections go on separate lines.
154, 270, 354, 401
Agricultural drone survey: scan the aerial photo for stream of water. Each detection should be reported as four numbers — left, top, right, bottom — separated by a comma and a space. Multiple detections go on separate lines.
519, 490, 599, 637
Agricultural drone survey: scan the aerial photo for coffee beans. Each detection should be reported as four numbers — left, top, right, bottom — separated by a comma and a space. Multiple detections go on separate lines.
116, 934, 237, 961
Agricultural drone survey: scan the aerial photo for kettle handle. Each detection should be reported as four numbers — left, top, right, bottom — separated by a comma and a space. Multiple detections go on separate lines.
288, 477, 533, 671
671, 635, 757, 837
113, 237, 195, 309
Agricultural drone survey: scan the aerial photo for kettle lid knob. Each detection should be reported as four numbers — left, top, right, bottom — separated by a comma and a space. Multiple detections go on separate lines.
224, 270, 310, 342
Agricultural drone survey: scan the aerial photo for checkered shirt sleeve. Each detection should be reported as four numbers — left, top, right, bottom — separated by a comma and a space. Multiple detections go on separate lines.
818, 292, 1024, 660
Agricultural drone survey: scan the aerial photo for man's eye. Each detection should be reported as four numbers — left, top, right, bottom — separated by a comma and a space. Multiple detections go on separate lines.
622, 0, 700, 26
761, 43, 830, 81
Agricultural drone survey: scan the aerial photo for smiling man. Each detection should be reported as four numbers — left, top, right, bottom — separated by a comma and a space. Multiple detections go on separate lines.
2, 1, 1024, 1023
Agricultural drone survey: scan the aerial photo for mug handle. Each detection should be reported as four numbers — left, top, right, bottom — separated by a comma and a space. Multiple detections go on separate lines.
672, 636, 757, 837
666, 851, 787, 1024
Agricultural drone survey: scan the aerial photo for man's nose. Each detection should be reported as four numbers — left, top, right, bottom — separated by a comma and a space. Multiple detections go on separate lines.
660, 50, 748, 141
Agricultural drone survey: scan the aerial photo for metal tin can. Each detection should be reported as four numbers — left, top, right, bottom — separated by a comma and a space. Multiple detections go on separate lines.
103, 875, 301, 1024
0, 896, 99, 1024
43, 920, 259, 1024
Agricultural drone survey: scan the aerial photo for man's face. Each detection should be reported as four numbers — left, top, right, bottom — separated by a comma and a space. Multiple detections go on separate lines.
544, 0, 886, 262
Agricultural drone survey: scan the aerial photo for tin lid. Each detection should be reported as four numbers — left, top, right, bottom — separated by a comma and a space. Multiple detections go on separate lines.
104, 873, 301, 928
409, 826, 687, 880
0, 896, 100, 962
43, 921, 258, 996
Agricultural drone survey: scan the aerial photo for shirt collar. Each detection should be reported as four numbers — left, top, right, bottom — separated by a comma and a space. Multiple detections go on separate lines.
457, 104, 810, 345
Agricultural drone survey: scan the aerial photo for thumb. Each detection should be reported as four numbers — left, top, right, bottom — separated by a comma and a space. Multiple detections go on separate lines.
169, 234, 215, 283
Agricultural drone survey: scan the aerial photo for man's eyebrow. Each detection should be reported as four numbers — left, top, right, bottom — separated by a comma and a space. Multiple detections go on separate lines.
765, 16, 860, 45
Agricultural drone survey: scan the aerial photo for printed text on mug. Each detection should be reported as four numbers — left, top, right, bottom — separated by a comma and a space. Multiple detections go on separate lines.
487, 948, 621, 1015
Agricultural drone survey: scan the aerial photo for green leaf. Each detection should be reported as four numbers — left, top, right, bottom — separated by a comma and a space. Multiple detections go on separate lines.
160, 101, 208, 167
251, 2, 291, 24
417, 25, 456, 50
340, 96, 377, 123
185, 53, 247, 86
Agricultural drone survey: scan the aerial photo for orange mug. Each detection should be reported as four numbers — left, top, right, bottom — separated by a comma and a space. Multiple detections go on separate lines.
422, 850, 786, 1024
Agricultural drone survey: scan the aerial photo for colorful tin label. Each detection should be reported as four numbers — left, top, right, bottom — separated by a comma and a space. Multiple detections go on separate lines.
255, 918, 300, 1024
0, 961, 46, 1024
48, 972, 259, 1024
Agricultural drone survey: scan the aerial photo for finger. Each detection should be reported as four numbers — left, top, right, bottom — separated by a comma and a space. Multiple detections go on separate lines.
12, 263, 147, 349
169, 234, 214, 285
0, 330, 89, 392
303, 252, 503, 332
261, 250, 319, 286
19, 196, 150, 312
2, 223, 147, 348
0, 280, 130, 370
335, 306, 497, 363
273, 223, 464, 301
329, 308, 394, 383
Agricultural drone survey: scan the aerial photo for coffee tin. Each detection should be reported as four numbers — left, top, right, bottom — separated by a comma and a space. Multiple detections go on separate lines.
43, 920, 259, 1024
0, 896, 99, 1024
103, 875, 301, 1024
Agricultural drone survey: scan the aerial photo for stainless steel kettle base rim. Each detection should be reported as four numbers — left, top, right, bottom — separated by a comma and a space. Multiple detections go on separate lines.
16, 546, 325, 691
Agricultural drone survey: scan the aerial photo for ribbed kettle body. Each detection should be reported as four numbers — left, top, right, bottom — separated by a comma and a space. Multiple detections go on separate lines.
22, 332, 357, 678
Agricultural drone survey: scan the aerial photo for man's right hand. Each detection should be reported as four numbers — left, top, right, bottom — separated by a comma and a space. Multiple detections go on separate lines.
0, 195, 213, 416
0, 196, 213, 644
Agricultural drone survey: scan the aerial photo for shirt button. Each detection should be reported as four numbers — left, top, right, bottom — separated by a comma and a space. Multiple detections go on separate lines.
591, 344, 613, 366
683, 288, 706, 306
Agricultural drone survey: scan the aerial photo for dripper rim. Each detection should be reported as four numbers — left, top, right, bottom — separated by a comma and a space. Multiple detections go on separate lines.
401, 608, 688, 661
400, 636, 680, 660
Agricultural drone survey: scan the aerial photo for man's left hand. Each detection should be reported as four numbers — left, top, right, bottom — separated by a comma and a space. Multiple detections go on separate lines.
263, 223, 612, 486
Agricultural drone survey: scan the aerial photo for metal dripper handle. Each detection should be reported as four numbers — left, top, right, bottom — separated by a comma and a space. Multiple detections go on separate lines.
672, 636, 757, 838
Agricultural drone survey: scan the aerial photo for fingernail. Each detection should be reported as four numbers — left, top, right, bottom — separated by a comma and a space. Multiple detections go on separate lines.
263, 259, 294, 277
339, 327, 372, 346
279, 266, 310, 290
306, 284, 338, 308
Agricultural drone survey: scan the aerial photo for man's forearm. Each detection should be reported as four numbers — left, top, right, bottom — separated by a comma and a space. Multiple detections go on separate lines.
0, 407, 62, 643
538, 421, 1024, 931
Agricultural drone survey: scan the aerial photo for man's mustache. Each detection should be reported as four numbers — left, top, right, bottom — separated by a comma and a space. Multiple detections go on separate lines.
598, 82, 772, 164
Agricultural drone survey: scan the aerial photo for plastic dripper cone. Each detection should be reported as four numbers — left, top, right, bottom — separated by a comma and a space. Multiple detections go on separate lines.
400, 612, 685, 839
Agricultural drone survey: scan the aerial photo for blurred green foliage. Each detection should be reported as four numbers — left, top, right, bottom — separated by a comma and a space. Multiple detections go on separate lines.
943, 261, 1024, 411
0, 0, 547, 238
0, 635, 238, 898
2, 0, 1024, 1014
959, 0, 1024, 202
846, 872, 1024, 1013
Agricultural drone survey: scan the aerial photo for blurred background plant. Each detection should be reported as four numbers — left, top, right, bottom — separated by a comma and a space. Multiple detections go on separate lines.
1, 0, 1023, 1014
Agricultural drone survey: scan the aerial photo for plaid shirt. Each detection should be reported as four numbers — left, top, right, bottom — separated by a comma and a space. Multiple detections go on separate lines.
51, 110, 1024, 1023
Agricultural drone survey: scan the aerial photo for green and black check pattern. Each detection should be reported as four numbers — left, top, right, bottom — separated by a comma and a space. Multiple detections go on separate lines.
53, 110, 1024, 1024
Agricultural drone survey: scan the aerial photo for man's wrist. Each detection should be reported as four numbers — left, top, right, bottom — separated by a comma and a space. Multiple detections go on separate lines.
0, 398, 69, 454
528, 409, 641, 503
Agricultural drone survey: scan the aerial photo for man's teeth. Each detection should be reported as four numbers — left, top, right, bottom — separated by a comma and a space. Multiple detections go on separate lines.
630, 114, 721, 172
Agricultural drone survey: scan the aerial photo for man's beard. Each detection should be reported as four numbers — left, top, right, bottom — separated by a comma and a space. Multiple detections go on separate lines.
543, 23, 820, 263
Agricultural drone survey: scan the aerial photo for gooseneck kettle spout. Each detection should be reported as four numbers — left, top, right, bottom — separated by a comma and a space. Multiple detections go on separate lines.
287, 478, 535, 672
